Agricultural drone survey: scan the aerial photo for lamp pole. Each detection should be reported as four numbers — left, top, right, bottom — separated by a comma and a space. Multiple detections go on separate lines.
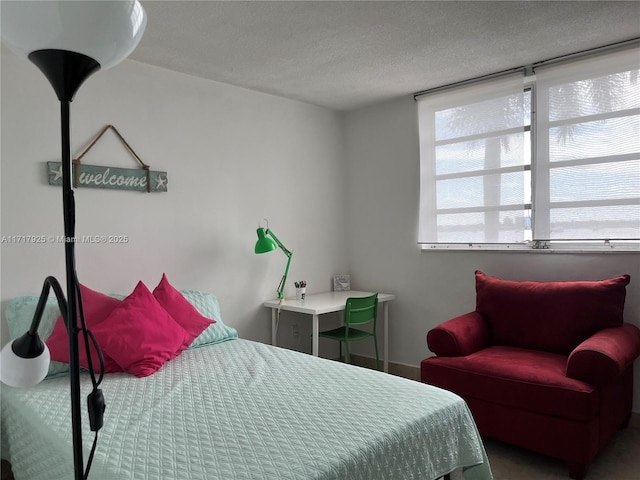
62, 96, 85, 480
266, 229, 293, 300
28, 48, 101, 480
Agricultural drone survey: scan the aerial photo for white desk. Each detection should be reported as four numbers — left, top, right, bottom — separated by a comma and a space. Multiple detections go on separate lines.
263, 291, 396, 372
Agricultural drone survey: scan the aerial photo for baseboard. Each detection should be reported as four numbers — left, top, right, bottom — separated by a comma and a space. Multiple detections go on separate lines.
348, 353, 421, 381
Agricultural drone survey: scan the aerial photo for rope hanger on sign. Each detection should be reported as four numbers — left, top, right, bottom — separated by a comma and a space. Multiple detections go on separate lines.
73, 125, 152, 192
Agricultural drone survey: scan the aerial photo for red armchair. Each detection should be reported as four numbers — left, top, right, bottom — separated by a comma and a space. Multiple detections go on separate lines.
421, 271, 640, 480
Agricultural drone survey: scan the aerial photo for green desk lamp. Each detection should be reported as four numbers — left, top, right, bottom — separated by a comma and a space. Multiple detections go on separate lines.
255, 223, 292, 300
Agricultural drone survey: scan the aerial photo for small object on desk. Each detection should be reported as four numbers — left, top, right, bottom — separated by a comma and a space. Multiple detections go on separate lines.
294, 280, 307, 300
333, 275, 350, 291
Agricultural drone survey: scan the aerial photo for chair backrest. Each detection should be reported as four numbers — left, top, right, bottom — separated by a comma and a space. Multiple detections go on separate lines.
475, 271, 631, 354
344, 293, 378, 328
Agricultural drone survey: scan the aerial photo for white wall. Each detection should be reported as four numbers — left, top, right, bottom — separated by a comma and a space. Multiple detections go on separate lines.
343, 96, 640, 411
1, 47, 347, 348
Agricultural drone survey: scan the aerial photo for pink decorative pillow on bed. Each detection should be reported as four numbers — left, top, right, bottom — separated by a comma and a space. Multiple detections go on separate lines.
92, 281, 192, 377
46, 284, 124, 373
153, 273, 214, 345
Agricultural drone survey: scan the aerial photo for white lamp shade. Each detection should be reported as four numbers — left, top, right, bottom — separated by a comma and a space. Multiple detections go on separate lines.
0, 340, 51, 388
0, 0, 146, 70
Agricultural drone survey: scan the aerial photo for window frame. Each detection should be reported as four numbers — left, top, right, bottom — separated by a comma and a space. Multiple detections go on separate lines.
417, 49, 640, 254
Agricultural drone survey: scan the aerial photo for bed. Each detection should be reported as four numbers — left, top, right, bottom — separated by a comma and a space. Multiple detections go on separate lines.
1, 288, 492, 480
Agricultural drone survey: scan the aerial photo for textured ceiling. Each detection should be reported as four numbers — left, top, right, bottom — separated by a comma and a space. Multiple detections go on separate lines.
133, 1, 640, 111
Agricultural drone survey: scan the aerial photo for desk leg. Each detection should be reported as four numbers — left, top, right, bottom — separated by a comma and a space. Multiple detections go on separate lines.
383, 302, 389, 373
271, 308, 278, 346
312, 314, 319, 356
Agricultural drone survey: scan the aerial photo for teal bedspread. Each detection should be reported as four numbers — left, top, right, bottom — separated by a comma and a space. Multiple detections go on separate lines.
1, 339, 492, 480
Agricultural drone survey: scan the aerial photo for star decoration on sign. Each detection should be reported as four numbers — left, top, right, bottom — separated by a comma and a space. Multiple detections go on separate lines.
156, 174, 168, 190
49, 165, 63, 181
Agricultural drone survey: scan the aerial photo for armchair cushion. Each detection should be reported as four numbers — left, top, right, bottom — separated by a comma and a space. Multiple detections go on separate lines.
567, 323, 640, 386
475, 271, 630, 355
427, 311, 490, 357
421, 346, 598, 422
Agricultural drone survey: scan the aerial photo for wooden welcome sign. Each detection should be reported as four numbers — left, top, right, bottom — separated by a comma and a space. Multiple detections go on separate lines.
47, 125, 167, 193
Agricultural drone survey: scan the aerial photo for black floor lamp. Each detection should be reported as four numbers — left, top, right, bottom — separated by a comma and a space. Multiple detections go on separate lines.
0, 2, 146, 479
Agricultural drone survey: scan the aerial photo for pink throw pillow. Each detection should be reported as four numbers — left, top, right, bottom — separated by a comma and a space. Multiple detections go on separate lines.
153, 273, 214, 345
46, 284, 123, 373
92, 281, 192, 377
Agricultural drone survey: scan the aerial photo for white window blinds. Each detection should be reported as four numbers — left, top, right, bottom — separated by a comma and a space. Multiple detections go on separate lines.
417, 45, 640, 250
418, 75, 530, 244
534, 48, 640, 241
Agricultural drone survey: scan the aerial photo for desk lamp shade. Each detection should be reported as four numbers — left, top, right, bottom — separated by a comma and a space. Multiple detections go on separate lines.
1, 333, 51, 387
255, 228, 278, 254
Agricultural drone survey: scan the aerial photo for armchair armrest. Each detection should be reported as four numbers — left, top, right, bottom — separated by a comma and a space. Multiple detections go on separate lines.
427, 311, 490, 357
566, 322, 640, 386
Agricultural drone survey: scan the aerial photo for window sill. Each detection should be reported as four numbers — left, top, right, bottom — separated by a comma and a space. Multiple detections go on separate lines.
419, 243, 640, 253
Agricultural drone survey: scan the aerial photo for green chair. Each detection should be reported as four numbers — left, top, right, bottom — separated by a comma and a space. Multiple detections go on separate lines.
318, 293, 380, 370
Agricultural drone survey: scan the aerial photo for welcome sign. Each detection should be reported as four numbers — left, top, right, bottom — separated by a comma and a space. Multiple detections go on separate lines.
47, 125, 168, 193
47, 161, 168, 192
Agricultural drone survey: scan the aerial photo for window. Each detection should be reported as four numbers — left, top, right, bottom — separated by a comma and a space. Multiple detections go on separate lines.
417, 47, 639, 251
